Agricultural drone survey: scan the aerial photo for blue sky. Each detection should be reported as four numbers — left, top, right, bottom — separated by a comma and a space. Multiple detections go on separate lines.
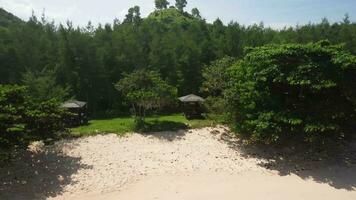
0, 0, 355, 29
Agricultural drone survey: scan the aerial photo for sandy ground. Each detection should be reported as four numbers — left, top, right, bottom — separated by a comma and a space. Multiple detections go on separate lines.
77, 172, 356, 200
1, 126, 356, 200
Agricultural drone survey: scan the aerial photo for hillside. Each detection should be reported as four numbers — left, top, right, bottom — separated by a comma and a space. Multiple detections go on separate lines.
0, 8, 22, 27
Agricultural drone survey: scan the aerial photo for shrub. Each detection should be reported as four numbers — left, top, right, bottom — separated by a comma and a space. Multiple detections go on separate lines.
225, 41, 356, 144
0, 85, 27, 155
0, 85, 67, 160
25, 99, 68, 141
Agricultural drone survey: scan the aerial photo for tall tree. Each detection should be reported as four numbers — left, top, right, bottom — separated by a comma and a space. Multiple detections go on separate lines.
124, 6, 141, 25
191, 8, 201, 19
175, 0, 187, 12
155, 0, 170, 10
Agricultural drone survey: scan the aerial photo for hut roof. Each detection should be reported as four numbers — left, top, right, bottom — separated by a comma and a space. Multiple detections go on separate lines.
61, 100, 87, 108
178, 94, 205, 102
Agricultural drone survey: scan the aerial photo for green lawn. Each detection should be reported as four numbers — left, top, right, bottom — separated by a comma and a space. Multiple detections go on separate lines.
71, 114, 220, 137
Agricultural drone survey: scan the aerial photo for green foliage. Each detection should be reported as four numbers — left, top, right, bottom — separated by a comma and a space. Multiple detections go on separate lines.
191, 8, 201, 19
201, 56, 236, 96
155, 0, 170, 10
1, 5, 356, 115
225, 41, 356, 144
115, 70, 177, 121
0, 85, 68, 160
123, 6, 141, 25
201, 57, 235, 115
24, 99, 68, 141
0, 85, 27, 156
203, 96, 226, 115
0, 8, 22, 27
22, 69, 71, 102
175, 0, 187, 12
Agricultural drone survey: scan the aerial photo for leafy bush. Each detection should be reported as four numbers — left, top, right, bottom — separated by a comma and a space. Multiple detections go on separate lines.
225, 41, 356, 144
25, 99, 68, 141
0, 85, 67, 160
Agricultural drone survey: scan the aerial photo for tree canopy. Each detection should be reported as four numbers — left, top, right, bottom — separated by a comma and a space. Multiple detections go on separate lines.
191, 8, 201, 19
115, 70, 177, 121
225, 41, 356, 144
0, 85, 68, 160
175, 0, 188, 12
0, 1, 355, 115
124, 6, 141, 25
155, 0, 170, 10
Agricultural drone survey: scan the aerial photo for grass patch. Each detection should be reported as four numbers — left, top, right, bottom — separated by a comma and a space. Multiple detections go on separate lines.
71, 114, 219, 137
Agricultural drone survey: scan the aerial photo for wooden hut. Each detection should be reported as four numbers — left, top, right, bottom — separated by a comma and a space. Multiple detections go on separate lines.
178, 94, 205, 119
61, 100, 88, 127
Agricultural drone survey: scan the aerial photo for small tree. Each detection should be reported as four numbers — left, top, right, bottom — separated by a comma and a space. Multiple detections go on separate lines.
115, 70, 177, 122
155, 0, 170, 10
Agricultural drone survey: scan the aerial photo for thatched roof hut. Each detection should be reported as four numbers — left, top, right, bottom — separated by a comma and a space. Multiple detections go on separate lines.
178, 94, 205, 119
61, 100, 88, 127
61, 100, 87, 109
178, 94, 205, 103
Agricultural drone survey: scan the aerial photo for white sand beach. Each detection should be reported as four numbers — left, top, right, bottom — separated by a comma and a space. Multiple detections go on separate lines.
1, 127, 356, 200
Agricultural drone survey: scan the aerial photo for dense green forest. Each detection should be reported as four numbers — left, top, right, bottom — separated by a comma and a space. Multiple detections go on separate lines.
1, 0, 356, 158
1, 1, 356, 115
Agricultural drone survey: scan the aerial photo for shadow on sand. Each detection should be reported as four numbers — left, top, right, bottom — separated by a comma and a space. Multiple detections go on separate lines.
0, 142, 92, 200
218, 130, 356, 191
